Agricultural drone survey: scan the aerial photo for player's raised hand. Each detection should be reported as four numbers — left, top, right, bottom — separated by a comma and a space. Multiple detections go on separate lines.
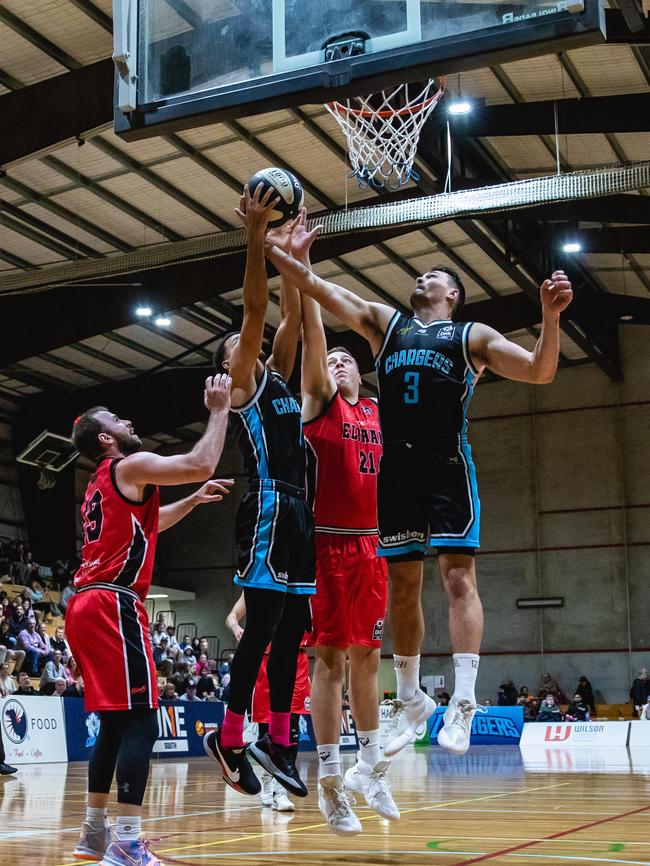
290, 207, 323, 260
235, 183, 280, 233
204, 374, 232, 412
192, 479, 235, 506
266, 216, 297, 253
540, 270, 573, 315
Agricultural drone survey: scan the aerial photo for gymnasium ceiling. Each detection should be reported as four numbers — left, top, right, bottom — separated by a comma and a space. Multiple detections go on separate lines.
2, 0, 650, 450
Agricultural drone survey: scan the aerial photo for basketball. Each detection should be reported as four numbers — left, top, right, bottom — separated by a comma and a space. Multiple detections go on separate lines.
248, 167, 304, 228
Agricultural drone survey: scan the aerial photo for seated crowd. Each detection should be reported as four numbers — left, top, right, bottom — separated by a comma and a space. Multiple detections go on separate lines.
150, 614, 233, 703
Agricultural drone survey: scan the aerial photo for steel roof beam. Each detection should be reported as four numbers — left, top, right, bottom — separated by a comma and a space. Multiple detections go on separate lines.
67, 0, 113, 33
2, 200, 104, 259
0, 8, 81, 70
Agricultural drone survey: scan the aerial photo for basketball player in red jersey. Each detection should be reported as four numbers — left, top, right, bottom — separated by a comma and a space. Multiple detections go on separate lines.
289, 211, 399, 835
66, 375, 232, 866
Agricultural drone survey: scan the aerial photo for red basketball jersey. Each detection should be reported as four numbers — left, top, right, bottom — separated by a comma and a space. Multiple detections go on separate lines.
74, 457, 159, 601
305, 392, 382, 534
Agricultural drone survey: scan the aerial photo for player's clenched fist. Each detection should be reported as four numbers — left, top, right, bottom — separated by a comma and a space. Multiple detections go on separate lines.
204, 374, 232, 412
540, 269, 573, 315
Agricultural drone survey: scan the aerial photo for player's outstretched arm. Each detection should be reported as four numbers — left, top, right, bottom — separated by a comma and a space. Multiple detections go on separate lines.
289, 210, 336, 420
265, 242, 394, 356
116, 375, 232, 494
228, 185, 280, 401
158, 478, 234, 533
225, 591, 246, 642
471, 271, 573, 383
266, 218, 302, 380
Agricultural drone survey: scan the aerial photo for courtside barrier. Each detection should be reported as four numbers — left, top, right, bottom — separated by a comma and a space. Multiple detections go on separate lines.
1, 694, 67, 764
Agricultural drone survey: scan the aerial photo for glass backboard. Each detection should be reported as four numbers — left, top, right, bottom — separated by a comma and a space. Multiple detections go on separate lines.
113, 0, 605, 140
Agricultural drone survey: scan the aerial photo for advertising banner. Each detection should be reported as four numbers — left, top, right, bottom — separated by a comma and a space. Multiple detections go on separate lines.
519, 720, 629, 747
429, 705, 524, 746
297, 707, 357, 751
64, 699, 224, 761
0, 695, 67, 764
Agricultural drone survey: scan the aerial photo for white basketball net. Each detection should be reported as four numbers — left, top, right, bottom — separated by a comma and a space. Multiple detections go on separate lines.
325, 78, 446, 190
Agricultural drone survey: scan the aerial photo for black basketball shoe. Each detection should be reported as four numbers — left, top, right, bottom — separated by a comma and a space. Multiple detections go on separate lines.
0, 763, 17, 776
249, 733, 308, 798
203, 730, 261, 795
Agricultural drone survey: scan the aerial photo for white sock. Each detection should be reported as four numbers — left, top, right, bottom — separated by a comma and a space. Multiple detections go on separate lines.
357, 729, 381, 768
317, 743, 341, 780
85, 806, 106, 828
394, 654, 420, 702
453, 653, 480, 702
115, 816, 141, 841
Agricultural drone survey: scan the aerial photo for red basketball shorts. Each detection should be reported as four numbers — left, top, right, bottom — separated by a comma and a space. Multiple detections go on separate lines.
251, 648, 311, 723
66, 587, 158, 712
309, 533, 388, 649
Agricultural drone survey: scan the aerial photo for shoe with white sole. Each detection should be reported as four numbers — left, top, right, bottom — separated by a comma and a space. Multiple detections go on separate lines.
73, 819, 111, 861
384, 689, 437, 757
272, 783, 295, 812
260, 772, 274, 807
344, 759, 400, 821
318, 774, 362, 836
437, 697, 486, 756
99, 839, 162, 866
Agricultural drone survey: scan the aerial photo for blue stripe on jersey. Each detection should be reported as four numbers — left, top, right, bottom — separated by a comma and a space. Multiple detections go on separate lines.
234, 488, 285, 590
377, 539, 428, 558
240, 404, 270, 479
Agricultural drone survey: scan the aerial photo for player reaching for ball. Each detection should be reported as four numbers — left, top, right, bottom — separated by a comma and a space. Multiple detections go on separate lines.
288, 210, 398, 834
205, 182, 315, 799
266, 226, 572, 758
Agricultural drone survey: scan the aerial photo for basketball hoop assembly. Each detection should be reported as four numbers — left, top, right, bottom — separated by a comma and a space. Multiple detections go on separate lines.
325, 78, 446, 190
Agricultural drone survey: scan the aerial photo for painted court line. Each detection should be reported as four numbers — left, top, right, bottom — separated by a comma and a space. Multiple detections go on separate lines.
450, 802, 650, 866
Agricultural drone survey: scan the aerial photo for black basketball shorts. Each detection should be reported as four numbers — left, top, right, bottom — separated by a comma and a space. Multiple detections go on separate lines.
234, 479, 316, 595
377, 440, 480, 560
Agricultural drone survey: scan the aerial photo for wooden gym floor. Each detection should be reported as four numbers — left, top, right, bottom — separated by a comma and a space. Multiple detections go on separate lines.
1, 746, 649, 866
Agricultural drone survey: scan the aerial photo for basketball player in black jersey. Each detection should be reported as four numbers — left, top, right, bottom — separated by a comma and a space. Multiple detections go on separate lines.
266, 237, 572, 757
204, 184, 315, 798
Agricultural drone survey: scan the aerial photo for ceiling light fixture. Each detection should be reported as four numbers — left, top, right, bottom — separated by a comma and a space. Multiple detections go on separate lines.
147, 593, 169, 599
562, 242, 582, 253
620, 314, 634, 322
154, 316, 171, 327
448, 100, 472, 116
135, 306, 152, 317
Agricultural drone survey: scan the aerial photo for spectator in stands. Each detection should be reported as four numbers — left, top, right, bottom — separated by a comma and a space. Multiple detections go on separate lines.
59, 579, 75, 615
65, 656, 84, 692
22, 598, 39, 626
9, 603, 29, 641
630, 668, 650, 718
179, 678, 203, 701
15, 671, 39, 696
11, 542, 28, 585
153, 637, 173, 678
640, 696, 650, 721
37, 621, 51, 655
179, 634, 192, 650
218, 651, 234, 678
498, 678, 518, 706
519, 686, 529, 699
166, 626, 180, 662
169, 669, 188, 697
155, 612, 167, 630
196, 653, 210, 677
50, 626, 71, 663
575, 675, 596, 715
161, 683, 178, 701
0, 621, 25, 671
151, 621, 166, 648
181, 645, 197, 668
196, 672, 219, 700
538, 672, 562, 700
52, 556, 74, 591
0, 661, 17, 695
18, 619, 49, 675
438, 692, 450, 707
40, 650, 67, 695
484, 698, 493, 706
565, 692, 589, 722
523, 697, 539, 722
536, 694, 563, 722
191, 636, 201, 655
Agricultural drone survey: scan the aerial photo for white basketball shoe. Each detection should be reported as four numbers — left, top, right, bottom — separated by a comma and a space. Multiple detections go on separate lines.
437, 697, 486, 755
384, 689, 437, 757
344, 759, 400, 821
318, 774, 362, 836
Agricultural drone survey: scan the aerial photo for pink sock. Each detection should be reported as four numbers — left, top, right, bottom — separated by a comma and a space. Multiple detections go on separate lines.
220, 709, 245, 748
269, 711, 291, 747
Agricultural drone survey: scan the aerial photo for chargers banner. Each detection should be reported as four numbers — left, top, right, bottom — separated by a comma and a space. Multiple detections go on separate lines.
297, 707, 358, 751
520, 720, 629, 747
428, 705, 524, 745
64, 699, 224, 761
1, 695, 67, 764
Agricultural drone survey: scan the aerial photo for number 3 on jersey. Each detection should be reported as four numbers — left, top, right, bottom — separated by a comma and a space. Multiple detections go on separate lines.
82, 490, 104, 544
404, 371, 420, 404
